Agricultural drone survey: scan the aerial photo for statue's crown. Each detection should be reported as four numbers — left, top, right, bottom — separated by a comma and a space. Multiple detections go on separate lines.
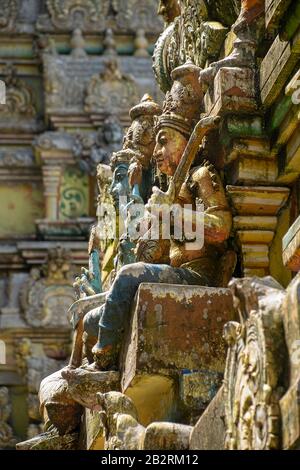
129, 94, 162, 120
110, 148, 137, 169
156, 61, 203, 137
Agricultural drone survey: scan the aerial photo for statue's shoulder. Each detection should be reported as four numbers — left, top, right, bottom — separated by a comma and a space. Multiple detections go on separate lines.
189, 161, 221, 196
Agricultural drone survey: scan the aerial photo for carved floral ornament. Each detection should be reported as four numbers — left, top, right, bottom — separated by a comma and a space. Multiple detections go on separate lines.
84, 59, 140, 116
112, 0, 163, 33
19, 247, 75, 328
223, 278, 286, 450
38, 0, 110, 32
0, 64, 35, 118
0, 0, 18, 32
37, 0, 163, 33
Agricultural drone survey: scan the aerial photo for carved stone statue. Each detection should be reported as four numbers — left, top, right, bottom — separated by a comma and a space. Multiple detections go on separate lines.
73, 95, 162, 299
78, 61, 233, 371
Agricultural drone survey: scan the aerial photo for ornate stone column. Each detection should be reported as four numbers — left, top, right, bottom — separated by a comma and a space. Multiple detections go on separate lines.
42, 165, 62, 221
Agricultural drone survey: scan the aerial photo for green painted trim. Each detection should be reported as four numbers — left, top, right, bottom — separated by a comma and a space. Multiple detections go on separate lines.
269, 95, 292, 132
281, 1, 300, 41
226, 116, 264, 137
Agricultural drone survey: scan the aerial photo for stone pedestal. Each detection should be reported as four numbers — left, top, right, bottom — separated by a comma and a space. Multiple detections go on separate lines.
121, 283, 236, 426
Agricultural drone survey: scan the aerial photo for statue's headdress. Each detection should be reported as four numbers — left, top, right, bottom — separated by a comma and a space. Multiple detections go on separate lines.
129, 93, 162, 121
110, 148, 137, 170
123, 94, 162, 168
156, 61, 203, 138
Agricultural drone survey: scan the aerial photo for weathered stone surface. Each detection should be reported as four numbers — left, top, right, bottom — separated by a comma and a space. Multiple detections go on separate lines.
39, 369, 83, 435
122, 283, 235, 379
205, 67, 257, 116
144, 422, 192, 450
282, 273, 300, 383
121, 283, 236, 425
179, 370, 222, 412
96, 391, 145, 450
265, 0, 292, 31
229, 156, 277, 184
80, 409, 105, 450
124, 374, 176, 427
16, 431, 78, 450
260, 32, 300, 106
280, 379, 300, 450
227, 186, 290, 216
189, 386, 225, 450
61, 367, 120, 411
0, 387, 17, 449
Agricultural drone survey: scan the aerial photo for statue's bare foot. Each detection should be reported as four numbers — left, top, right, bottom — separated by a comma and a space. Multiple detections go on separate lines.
92, 343, 119, 371
61, 364, 120, 410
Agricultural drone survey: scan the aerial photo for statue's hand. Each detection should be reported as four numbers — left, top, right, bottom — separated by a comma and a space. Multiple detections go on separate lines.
128, 160, 143, 187
146, 180, 175, 210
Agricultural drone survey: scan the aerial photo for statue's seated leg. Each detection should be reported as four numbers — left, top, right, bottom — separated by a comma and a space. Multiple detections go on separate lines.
92, 261, 208, 370
83, 307, 103, 363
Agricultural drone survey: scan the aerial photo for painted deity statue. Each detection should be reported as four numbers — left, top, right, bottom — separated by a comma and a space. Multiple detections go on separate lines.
73, 95, 161, 297
103, 95, 162, 278
81, 62, 233, 371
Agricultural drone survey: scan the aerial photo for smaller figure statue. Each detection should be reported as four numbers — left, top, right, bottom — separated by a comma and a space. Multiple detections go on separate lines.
0, 387, 17, 449
75, 115, 124, 174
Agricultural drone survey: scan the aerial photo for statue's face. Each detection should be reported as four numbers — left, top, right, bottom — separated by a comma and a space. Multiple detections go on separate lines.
153, 127, 188, 176
109, 162, 130, 209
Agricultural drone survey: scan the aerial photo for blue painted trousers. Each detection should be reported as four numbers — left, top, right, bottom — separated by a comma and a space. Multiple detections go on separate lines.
84, 261, 209, 349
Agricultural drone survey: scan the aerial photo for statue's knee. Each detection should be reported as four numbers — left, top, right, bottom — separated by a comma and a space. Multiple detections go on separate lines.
83, 307, 101, 338
117, 262, 147, 280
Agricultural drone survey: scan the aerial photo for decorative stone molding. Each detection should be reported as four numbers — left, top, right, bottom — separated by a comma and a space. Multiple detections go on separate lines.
84, 58, 140, 119
224, 277, 286, 450
113, 0, 163, 33
0, 64, 41, 134
227, 186, 290, 276
153, 1, 230, 92
0, 0, 18, 33
42, 50, 156, 129
19, 246, 75, 328
37, 0, 110, 33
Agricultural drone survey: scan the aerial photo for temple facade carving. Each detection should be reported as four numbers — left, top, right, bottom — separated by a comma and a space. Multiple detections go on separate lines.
0, 0, 162, 445
2, 0, 300, 452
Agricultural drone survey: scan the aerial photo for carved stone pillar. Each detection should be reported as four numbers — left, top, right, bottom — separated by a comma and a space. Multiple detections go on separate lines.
42, 165, 62, 221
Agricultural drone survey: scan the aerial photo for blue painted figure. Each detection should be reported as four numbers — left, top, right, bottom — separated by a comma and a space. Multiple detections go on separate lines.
84, 63, 233, 370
